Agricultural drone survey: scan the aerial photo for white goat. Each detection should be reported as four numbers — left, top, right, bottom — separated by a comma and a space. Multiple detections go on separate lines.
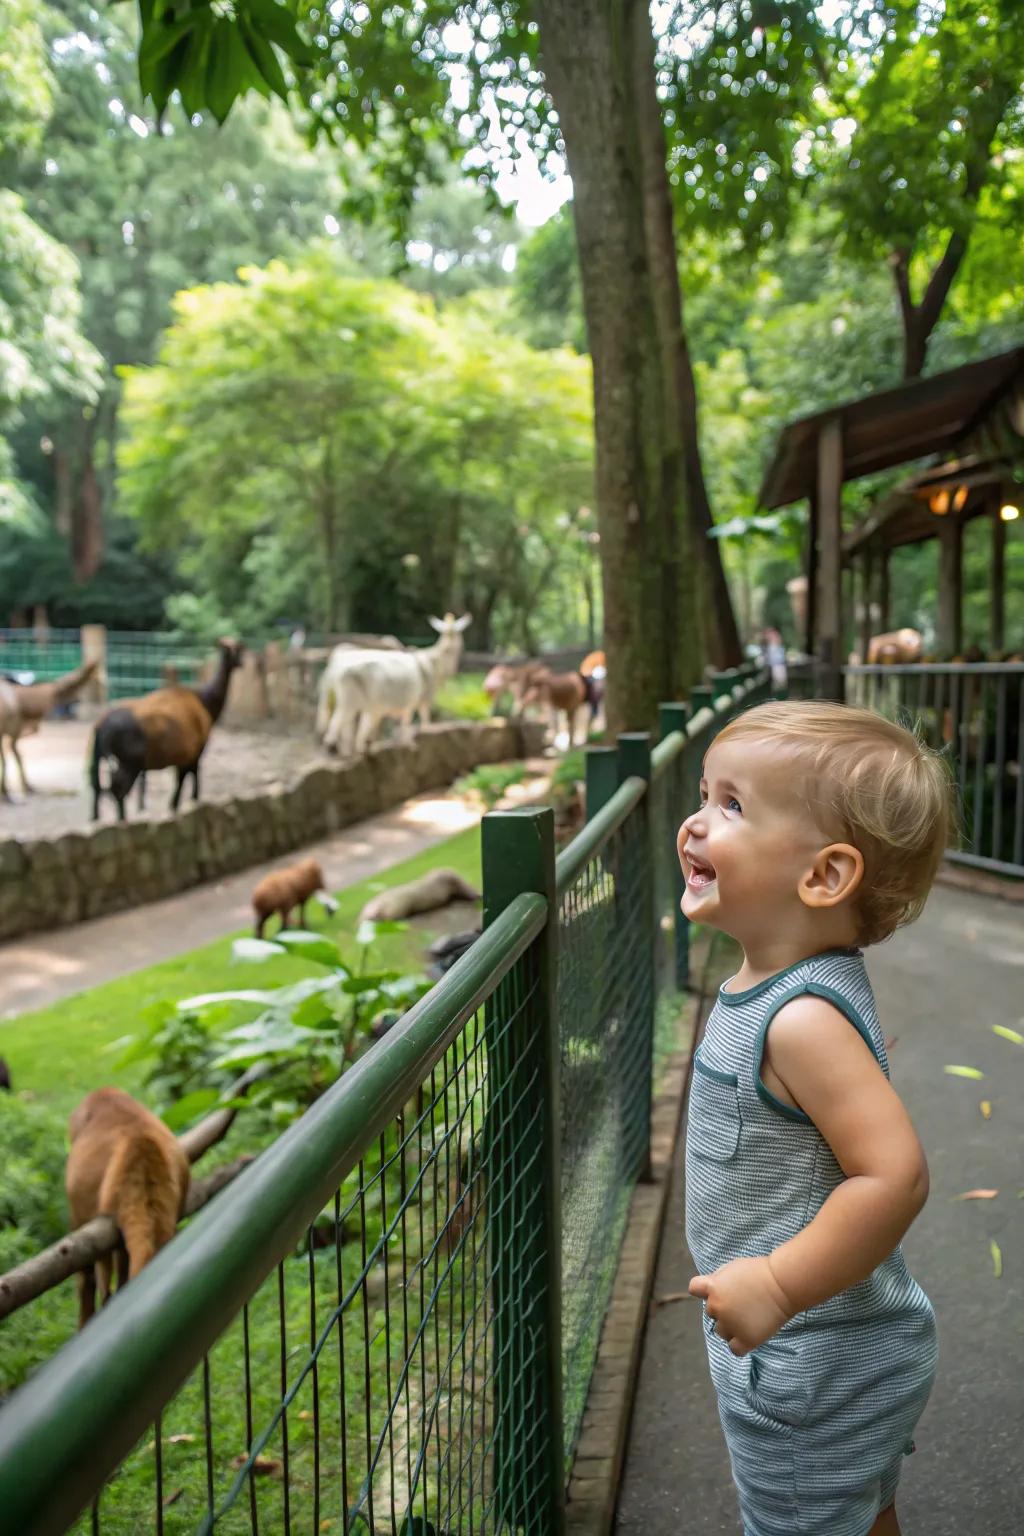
318, 613, 472, 756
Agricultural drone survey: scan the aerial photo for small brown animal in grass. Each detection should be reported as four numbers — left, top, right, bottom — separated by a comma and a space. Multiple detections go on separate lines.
358, 868, 481, 924
251, 857, 338, 938
66, 1087, 191, 1328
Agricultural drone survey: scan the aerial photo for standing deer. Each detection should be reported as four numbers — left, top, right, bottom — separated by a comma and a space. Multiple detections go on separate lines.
0, 660, 99, 800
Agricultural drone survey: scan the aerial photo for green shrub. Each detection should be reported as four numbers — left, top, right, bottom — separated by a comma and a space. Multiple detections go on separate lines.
455, 761, 528, 809
434, 672, 493, 720
0, 1095, 69, 1264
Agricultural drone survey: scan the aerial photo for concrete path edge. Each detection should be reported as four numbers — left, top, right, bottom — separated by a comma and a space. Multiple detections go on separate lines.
565, 998, 701, 1535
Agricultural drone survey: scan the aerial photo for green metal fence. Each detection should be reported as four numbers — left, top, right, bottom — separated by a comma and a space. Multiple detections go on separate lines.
0, 669, 768, 1536
0, 629, 213, 700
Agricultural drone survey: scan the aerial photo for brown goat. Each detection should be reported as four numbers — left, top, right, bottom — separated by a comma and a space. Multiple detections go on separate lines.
66, 1087, 190, 1328
0, 660, 99, 799
251, 856, 338, 938
90, 639, 243, 820
520, 666, 599, 746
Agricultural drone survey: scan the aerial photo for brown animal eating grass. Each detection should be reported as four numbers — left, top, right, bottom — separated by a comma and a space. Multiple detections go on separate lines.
66, 1087, 191, 1328
251, 856, 338, 938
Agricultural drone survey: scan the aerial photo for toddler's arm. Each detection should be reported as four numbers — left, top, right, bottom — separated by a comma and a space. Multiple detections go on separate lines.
690, 994, 929, 1354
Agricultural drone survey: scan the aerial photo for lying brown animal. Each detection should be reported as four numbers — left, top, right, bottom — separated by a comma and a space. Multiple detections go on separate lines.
866, 627, 923, 665
66, 1087, 191, 1327
358, 867, 481, 924
251, 856, 338, 938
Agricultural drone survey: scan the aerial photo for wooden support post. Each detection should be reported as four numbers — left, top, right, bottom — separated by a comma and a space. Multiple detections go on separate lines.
991, 502, 1006, 655
859, 549, 875, 662
878, 548, 891, 635
816, 418, 843, 699
805, 494, 819, 659
937, 516, 963, 658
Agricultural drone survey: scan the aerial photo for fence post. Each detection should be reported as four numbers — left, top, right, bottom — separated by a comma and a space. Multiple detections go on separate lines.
617, 733, 656, 1181
658, 704, 691, 991
585, 744, 619, 820
690, 682, 714, 716
711, 669, 736, 702
482, 807, 564, 1535
80, 624, 108, 706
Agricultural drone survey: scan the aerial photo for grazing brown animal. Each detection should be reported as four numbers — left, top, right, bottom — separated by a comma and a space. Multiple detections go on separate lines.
66, 1087, 190, 1328
0, 660, 100, 799
866, 627, 923, 665
90, 638, 243, 820
358, 868, 481, 924
520, 666, 599, 746
251, 856, 338, 938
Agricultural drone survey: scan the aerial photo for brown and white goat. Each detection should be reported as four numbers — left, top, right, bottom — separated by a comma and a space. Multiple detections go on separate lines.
90, 639, 243, 820
519, 667, 600, 747
0, 660, 99, 799
66, 1087, 190, 1328
251, 856, 338, 938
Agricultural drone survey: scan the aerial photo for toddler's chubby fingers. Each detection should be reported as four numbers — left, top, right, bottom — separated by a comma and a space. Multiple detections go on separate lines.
727, 1336, 750, 1357
688, 1274, 711, 1300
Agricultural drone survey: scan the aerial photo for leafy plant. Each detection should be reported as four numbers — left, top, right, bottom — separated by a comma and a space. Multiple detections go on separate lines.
433, 673, 493, 721
120, 923, 435, 1130
454, 761, 528, 810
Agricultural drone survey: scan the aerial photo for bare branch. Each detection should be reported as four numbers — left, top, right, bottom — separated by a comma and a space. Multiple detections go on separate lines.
178, 1062, 272, 1164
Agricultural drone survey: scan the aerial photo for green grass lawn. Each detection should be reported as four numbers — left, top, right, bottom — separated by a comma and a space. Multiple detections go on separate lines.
1, 823, 482, 1120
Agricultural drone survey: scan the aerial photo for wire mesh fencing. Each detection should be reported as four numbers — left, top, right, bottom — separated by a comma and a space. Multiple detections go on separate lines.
0, 672, 770, 1536
846, 662, 1024, 877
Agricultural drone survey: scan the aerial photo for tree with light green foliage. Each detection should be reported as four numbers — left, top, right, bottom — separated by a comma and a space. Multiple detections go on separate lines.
118, 251, 594, 644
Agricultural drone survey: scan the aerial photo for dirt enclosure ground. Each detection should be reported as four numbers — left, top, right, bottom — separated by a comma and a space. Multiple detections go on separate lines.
0, 717, 344, 841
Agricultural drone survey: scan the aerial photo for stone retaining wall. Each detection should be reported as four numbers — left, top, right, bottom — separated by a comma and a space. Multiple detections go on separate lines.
0, 720, 541, 943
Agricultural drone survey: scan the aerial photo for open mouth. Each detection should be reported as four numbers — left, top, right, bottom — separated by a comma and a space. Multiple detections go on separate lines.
684, 852, 717, 892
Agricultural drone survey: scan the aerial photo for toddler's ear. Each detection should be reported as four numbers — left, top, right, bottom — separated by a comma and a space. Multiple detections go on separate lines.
798, 843, 864, 910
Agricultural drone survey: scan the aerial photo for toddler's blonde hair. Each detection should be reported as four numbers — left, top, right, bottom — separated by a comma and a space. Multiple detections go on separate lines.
714, 699, 954, 946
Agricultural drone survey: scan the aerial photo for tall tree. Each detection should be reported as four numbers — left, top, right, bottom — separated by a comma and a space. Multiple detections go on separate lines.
119, 0, 746, 728
668, 0, 1024, 378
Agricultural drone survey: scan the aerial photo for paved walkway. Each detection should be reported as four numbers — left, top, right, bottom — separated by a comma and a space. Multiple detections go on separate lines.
616, 883, 1024, 1536
0, 789, 484, 1018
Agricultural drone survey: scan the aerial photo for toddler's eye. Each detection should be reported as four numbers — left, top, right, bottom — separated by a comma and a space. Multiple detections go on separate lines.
725, 796, 742, 814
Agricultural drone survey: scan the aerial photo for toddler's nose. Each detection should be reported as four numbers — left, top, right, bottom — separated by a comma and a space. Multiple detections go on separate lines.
677, 807, 704, 859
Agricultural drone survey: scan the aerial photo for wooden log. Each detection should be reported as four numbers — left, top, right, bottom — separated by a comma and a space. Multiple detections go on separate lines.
177, 1061, 270, 1164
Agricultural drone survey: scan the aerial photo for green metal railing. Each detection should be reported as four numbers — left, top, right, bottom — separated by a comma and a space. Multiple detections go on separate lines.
0, 668, 768, 1536
0, 629, 213, 700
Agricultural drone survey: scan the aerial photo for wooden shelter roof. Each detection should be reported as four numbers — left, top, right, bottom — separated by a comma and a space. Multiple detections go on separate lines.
759, 346, 1024, 510
843, 454, 1015, 557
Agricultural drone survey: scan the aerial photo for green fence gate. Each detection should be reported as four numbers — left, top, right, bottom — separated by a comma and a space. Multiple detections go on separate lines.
0, 670, 769, 1536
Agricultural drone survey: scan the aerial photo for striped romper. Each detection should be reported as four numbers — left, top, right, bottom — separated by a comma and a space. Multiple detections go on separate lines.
685, 948, 937, 1536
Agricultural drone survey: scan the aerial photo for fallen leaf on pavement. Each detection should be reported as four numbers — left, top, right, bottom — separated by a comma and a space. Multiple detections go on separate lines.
980, 1101, 992, 1119
944, 1065, 985, 1080
992, 1025, 1024, 1046
953, 1189, 998, 1200
990, 1240, 1003, 1279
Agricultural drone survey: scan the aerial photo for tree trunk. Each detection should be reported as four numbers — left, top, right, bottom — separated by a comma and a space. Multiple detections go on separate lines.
629, 7, 742, 669
536, 0, 703, 733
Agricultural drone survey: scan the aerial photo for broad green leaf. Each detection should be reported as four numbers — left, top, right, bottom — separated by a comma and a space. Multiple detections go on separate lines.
232, 937, 282, 964
272, 931, 345, 968
292, 993, 337, 1030
205, 18, 252, 125
943, 1065, 985, 1080
992, 1025, 1024, 1046
179, 988, 278, 1010
161, 1088, 221, 1131
238, 17, 289, 100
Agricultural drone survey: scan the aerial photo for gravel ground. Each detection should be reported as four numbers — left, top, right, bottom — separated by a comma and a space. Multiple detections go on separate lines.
0, 717, 358, 841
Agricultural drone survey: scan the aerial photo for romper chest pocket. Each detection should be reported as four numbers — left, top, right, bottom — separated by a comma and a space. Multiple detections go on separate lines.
688, 1054, 742, 1162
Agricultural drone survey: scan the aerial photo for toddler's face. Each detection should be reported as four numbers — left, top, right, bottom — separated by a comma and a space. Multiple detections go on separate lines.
676, 738, 828, 941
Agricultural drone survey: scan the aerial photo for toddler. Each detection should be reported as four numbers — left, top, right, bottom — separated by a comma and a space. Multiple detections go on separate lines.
678, 699, 952, 1536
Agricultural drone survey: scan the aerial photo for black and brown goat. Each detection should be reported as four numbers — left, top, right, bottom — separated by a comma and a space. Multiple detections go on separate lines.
90, 639, 243, 821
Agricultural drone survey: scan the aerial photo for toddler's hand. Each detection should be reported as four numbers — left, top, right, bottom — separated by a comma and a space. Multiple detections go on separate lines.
688, 1256, 792, 1355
